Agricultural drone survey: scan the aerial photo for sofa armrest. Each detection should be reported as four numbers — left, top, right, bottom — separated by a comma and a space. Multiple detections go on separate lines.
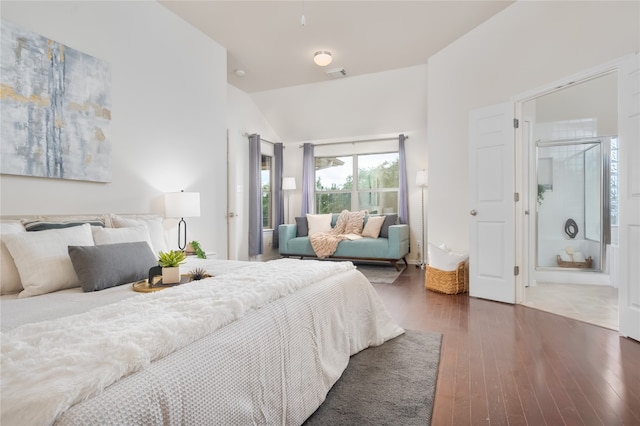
279, 224, 297, 254
387, 224, 410, 259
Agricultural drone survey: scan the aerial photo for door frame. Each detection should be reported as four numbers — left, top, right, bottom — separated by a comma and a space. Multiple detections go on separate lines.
512, 55, 630, 303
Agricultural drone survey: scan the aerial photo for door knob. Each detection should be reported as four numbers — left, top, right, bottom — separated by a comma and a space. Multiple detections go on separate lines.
470, 209, 477, 216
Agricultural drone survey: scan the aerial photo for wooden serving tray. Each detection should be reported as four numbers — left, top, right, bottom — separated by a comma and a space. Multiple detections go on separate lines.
132, 274, 193, 292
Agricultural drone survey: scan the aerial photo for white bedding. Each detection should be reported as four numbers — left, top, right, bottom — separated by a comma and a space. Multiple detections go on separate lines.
1, 258, 403, 426
0, 258, 250, 332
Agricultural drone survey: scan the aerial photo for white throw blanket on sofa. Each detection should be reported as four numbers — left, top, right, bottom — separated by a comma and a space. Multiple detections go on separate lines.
1, 259, 356, 426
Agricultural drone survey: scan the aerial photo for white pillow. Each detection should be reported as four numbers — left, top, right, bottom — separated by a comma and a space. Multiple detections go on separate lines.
3, 224, 95, 298
1, 220, 26, 295
110, 214, 168, 254
92, 225, 154, 253
428, 242, 468, 271
306, 214, 332, 236
362, 216, 385, 238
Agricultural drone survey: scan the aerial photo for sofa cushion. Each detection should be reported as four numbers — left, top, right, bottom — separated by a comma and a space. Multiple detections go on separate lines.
286, 236, 393, 259
334, 238, 391, 259
286, 237, 318, 257
362, 216, 385, 238
379, 214, 398, 238
306, 214, 332, 235
295, 217, 308, 237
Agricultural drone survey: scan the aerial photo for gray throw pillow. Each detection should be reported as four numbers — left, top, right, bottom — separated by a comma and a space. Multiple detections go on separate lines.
379, 214, 398, 239
68, 241, 158, 292
23, 219, 105, 231
295, 217, 309, 237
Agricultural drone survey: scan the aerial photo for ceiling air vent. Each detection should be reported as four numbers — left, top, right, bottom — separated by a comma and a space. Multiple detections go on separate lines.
325, 68, 348, 79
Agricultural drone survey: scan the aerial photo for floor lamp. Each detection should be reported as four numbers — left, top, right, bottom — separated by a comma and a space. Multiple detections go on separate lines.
282, 177, 296, 224
416, 170, 428, 269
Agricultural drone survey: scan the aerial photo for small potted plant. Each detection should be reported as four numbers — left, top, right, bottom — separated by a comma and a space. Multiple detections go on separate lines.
158, 250, 187, 284
188, 240, 207, 259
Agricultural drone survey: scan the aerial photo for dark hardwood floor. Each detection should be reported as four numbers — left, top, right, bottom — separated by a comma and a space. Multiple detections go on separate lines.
372, 266, 640, 426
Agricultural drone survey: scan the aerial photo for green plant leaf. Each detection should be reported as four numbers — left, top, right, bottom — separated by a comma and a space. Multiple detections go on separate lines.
189, 240, 207, 259
158, 250, 187, 267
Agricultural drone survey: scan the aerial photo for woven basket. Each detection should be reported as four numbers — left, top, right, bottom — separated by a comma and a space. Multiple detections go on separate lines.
556, 255, 593, 269
425, 260, 469, 295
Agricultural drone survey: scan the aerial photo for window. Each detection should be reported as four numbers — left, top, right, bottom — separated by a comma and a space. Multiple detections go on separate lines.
315, 152, 399, 214
261, 155, 272, 229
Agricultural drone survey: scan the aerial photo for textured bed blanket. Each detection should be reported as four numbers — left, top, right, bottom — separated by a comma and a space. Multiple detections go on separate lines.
55, 264, 403, 425
310, 210, 364, 258
0, 259, 360, 426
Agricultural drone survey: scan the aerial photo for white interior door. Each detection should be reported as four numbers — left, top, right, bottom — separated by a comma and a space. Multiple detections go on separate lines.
469, 102, 516, 303
618, 53, 640, 340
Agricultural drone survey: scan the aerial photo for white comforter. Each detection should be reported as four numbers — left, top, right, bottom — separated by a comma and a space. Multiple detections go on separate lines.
1, 259, 403, 426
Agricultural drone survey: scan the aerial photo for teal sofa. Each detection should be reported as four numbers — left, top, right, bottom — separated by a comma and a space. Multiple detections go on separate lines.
279, 213, 410, 270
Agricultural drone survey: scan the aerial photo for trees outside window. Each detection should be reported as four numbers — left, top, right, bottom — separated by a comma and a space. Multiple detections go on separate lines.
261, 155, 272, 229
315, 152, 399, 214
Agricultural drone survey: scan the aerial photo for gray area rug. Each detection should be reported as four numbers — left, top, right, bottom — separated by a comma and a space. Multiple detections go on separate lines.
304, 330, 442, 426
356, 263, 406, 284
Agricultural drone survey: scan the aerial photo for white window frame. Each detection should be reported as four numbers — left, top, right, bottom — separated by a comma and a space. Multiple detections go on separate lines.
314, 151, 399, 214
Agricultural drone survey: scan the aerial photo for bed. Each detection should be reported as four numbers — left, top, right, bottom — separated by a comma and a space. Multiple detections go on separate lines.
0, 215, 404, 425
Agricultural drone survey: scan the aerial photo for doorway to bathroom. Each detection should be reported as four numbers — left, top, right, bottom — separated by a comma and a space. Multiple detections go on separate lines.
521, 71, 619, 330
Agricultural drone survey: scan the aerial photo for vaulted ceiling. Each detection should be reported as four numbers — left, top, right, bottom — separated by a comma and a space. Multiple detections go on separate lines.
160, 1, 514, 93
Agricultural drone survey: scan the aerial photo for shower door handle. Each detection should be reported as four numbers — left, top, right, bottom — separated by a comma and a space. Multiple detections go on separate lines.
470, 209, 477, 216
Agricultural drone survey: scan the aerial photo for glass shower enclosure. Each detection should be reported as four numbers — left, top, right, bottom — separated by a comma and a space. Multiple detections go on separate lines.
535, 138, 612, 272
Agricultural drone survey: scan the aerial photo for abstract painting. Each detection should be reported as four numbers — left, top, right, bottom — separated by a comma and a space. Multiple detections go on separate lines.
1, 20, 112, 182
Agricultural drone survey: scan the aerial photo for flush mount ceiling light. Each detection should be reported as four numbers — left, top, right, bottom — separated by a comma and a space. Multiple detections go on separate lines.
313, 51, 332, 67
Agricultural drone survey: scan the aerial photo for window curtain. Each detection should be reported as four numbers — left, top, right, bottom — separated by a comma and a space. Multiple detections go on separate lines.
248, 134, 263, 257
301, 143, 315, 215
398, 134, 409, 225
273, 143, 284, 248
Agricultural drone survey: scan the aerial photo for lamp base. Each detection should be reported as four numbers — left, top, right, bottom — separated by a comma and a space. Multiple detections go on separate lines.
178, 218, 187, 251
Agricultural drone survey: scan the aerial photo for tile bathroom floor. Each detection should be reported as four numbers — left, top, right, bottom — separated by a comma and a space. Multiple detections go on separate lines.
523, 282, 618, 330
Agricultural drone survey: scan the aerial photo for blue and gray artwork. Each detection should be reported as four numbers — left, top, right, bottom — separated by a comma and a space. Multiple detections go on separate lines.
1, 20, 111, 182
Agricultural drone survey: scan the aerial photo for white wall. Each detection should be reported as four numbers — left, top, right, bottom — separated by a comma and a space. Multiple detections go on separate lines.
0, 1, 228, 256
535, 72, 618, 137
250, 65, 429, 262
427, 1, 639, 252
226, 84, 281, 261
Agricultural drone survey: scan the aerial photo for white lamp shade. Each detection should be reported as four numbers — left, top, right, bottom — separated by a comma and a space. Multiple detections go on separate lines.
165, 191, 201, 218
283, 177, 296, 191
416, 170, 428, 187
313, 51, 332, 67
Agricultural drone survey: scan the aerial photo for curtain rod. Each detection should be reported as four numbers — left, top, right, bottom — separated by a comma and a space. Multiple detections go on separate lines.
297, 135, 408, 148
243, 133, 282, 146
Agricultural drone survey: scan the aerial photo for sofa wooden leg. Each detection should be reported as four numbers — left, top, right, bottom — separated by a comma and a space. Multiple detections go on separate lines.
390, 260, 400, 271
402, 257, 408, 267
